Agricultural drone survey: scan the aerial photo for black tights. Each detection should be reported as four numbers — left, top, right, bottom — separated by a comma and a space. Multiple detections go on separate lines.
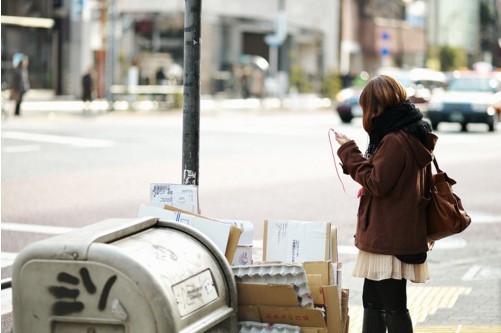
363, 278, 408, 315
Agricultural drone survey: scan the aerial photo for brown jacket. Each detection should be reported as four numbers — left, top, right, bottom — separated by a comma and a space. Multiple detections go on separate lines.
337, 131, 436, 255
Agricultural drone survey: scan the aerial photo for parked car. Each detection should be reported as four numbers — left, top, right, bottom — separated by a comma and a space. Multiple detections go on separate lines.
379, 67, 447, 105
335, 68, 446, 123
425, 71, 501, 131
335, 85, 364, 123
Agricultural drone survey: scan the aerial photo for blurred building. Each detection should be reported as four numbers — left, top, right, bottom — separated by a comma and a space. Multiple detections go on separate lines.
1, 0, 58, 91
340, 0, 428, 78
114, 0, 341, 97
428, 0, 501, 69
1, 0, 499, 98
1, 0, 342, 98
1, 0, 107, 97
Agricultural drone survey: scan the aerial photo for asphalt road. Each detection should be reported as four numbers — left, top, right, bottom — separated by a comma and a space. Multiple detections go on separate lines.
2, 107, 501, 331
3, 108, 501, 248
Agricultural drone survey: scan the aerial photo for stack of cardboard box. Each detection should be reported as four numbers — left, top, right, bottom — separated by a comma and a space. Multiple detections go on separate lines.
233, 219, 349, 333
138, 185, 349, 332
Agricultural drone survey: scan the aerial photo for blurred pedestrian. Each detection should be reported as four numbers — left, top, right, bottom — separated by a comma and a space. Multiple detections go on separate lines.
155, 67, 166, 85
82, 66, 94, 102
10, 55, 30, 116
82, 66, 94, 113
334, 75, 436, 332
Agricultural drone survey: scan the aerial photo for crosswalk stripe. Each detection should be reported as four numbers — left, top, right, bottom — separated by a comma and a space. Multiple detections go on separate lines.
2, 288, 12, 315
1, 252, 17, 268
2, 144, 40, 153
2, 131, 114, 148
1, 222, 75, 234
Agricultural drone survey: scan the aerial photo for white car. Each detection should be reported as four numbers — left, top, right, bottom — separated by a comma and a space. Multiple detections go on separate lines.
426, 71, 501, 132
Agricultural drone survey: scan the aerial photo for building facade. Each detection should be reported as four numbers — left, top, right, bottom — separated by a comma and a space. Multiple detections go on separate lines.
340, 0, 428, 78
2, 0, 341, 97
1, 0, 499, 98
115, 0, 341, 96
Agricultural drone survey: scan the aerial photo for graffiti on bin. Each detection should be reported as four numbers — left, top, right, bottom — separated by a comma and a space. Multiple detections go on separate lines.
48, 267, 117, 315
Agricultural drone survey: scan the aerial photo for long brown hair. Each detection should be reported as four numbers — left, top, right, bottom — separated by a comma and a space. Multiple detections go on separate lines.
359, 75, 407, 133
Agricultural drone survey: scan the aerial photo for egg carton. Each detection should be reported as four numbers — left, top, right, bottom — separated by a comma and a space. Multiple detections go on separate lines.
232, 263, 313, 307
238, 321, 301, 333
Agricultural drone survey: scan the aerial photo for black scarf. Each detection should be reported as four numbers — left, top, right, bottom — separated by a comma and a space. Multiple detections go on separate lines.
366, 100, 432, 157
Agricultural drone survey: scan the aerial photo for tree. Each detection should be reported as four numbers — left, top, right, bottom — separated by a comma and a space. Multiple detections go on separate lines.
439, 46, 467, 71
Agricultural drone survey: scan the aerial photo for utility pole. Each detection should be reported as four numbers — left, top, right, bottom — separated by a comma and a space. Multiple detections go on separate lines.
105, 0, 117, 103
182, 0, 202, 185
265, 0, 287, 98
493, 0, 500, 67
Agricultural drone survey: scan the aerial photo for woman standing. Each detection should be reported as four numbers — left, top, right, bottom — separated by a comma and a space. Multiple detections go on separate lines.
334, 75, 436, 332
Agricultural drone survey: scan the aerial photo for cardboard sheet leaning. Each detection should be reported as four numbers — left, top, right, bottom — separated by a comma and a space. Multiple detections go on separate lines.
263, 219, 338, 263
137, 204, 242, 263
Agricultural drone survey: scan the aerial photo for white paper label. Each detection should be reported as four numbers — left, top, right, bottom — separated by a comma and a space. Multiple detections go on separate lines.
172, 269, 218, 316
150, 183, 199, 213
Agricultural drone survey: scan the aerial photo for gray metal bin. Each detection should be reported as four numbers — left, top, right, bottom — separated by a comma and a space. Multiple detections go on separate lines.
11, 217, 238, 333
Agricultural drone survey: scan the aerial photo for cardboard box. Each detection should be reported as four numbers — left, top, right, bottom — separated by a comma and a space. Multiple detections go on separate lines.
232, 246, 253, 266
302, 328, 328, 333
263, 220, 331, 262
259, 305, 327, 327
303, 261, 333, 306
237, 283, 299, 307
304, 261, 332, 286
149, 183, 199, 213
330, 226, 338, 263
341, 289, 350, 333
137, 204, 241, 262
236, 284, 343, 333
219, 219, 254, 246
238, 305, 261, 322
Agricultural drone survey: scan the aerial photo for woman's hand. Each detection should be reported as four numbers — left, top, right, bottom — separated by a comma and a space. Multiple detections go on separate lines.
334, 131, 351, 145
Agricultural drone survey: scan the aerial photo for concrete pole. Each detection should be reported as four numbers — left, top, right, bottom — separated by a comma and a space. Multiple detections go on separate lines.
182, 0, 202, 185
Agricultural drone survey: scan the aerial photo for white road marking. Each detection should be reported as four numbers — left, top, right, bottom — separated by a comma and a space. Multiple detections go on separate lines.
1, 252, 18, 268
462, 264, 501, 281
468, 211, 501, 224
462, 265, 482, 281
2, 131, 115, 148
1, 223, 75, 268
2, 144, 40, 153
1, 222, 75, 234
2, 288, 12, 315
431, 236, 468, 250
338, 245, 359, 255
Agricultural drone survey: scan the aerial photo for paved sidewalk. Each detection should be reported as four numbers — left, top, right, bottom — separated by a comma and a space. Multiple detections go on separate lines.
251, 236, 501, 333
248, 230, 501, 333
342, 237, 501, 332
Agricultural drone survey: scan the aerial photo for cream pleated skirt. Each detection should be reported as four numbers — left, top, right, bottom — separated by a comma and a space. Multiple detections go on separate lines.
353, 250, 430, 283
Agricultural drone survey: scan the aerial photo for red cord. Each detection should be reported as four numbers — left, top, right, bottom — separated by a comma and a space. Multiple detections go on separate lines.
328, 128, 357, 199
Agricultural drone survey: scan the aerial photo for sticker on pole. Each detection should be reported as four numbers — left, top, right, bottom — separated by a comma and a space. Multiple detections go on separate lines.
150, 183, 199, 213
172, 269, 218, 316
